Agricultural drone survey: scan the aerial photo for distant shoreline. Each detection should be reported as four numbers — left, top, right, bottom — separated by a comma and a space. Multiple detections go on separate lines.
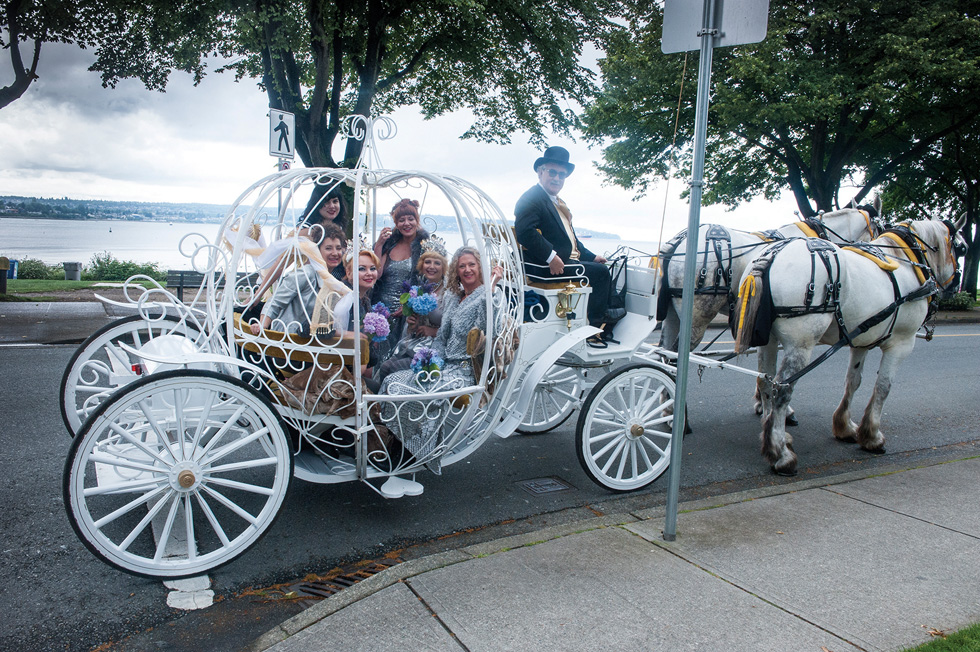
0, 213, 621, 240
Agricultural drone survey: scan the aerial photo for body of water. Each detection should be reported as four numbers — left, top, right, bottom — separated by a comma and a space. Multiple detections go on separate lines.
1, 218, 219, 269
0, 217, 659, 271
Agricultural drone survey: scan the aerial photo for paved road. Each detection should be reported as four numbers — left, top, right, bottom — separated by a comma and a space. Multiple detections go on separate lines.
1, 324, 978, 651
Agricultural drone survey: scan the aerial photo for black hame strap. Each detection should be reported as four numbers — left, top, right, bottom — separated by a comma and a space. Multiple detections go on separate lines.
778, 277, 937, 387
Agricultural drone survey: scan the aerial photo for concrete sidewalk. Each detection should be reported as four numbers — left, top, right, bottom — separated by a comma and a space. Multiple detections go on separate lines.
253, 457, 980, 652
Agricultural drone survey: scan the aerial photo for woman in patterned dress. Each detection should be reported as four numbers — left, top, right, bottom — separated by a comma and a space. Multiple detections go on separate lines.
379, 247, 502, 471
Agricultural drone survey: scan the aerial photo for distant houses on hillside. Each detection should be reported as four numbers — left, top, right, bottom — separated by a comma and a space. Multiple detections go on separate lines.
0, 195, 620, 239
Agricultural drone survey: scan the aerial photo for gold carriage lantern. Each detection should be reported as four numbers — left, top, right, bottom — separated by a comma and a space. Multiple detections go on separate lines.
555, 282, 582, 329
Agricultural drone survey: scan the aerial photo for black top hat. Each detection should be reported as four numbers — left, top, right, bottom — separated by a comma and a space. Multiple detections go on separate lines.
534, 146, 575, 175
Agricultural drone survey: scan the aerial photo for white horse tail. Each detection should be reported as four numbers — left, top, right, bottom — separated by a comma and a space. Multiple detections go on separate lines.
734, 266, 765, 354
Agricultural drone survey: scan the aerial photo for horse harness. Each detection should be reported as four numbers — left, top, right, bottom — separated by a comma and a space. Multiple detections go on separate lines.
656, 225, 785, 321
773, 226, 941, 387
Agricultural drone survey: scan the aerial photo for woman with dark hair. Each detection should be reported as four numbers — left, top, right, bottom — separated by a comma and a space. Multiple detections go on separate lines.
371, 198, 429, 343
302, 181, 348, 231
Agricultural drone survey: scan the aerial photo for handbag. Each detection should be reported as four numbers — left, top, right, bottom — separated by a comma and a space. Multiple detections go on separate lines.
604, 255, 629, 324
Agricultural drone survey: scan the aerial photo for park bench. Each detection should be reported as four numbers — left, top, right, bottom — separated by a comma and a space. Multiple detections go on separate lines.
166, 269, 207, 301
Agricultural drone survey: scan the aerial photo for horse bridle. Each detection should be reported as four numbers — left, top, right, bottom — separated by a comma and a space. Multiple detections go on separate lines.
888, 222, 961, 297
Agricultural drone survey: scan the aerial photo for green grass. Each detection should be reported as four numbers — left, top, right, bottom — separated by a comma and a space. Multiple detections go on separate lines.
902, 622, 980, 651
0, 278, 158, 300
4, 279, 109, 293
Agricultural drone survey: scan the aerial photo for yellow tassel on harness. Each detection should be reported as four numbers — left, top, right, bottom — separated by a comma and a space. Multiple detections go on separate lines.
737, 275, 757, 334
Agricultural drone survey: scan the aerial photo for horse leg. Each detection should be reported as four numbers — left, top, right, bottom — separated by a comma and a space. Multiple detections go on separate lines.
752, 337, 798, 425
761, 342, 816, 476
832, 348, 869, 443
754, 339, 778, 416
659, 301, 681, 351
856, 339, 914, 452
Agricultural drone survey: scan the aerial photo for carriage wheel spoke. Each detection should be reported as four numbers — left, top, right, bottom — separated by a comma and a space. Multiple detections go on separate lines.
637, 393, 672, 422
137, 397, 180, 463
89, 452, 168, 476
195, 404, 249, 460
208, 457, 278, 474
636, 438, 655, 470
184, 495, 197, 561
587, 428, 620, 445
639, 434, 668, 457
600, 439, 628, 475
639, 399, 674, 424
200, 485, 260, 526
615, 441, 630, 480
106, 421, 173, 467
549, 385, 580, 403
189, 389, 217, 453
85, 476, 167, 498
92, 484, 169, 529
205, 476, 275, 496
174, 390, 188, 461
153, 493, 183, 562
195, 492, 231, 546
200, 426, 271, 466
118, 490, 174, 552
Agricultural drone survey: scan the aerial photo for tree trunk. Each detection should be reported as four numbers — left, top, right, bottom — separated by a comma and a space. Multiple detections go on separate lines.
0, 14, 41, 111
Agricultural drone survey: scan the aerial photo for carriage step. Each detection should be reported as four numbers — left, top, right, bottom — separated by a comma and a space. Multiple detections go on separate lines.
379, 476, 424, 499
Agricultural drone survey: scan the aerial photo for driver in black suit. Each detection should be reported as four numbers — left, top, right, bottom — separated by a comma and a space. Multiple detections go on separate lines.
514, 146, 612, 333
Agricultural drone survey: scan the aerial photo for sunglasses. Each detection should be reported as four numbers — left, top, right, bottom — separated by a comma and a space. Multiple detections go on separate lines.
544, 168, 568, 180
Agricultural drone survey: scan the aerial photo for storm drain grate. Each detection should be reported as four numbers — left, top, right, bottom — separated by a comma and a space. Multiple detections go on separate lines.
286, 557, 403, 606
517, 476, 574, 495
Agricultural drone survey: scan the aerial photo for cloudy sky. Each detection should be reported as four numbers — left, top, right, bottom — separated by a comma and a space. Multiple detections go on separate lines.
0, 41, 801, 243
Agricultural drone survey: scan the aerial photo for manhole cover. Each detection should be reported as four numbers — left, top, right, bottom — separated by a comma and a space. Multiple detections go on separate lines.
517, 476, 574, 495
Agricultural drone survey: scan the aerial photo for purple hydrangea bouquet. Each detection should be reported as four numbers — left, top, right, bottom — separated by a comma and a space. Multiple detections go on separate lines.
411, 346, 444, 377
362, 303, 391, 342
399, 281, 439, 318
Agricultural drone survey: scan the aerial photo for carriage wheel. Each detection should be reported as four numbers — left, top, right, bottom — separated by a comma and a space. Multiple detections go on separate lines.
517, 364, 585, 434
63, 370, 292, 579
60, 315, 202, 437
576, 363, 676, 492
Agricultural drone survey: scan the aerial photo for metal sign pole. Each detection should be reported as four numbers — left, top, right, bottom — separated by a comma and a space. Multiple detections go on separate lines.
663, 0, 718, 541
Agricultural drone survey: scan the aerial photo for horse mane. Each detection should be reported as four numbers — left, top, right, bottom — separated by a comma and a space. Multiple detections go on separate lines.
911, 220, 952, 275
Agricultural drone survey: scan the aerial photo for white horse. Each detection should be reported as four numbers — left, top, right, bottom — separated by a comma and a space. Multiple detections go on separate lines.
733, 218, 964, 475
657, 204, 883, 422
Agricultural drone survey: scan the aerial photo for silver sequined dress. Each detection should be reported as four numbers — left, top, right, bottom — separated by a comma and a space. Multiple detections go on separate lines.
380, 286, 488, 472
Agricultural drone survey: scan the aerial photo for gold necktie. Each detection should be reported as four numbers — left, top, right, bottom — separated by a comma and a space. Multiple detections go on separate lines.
555, 197, 580, 260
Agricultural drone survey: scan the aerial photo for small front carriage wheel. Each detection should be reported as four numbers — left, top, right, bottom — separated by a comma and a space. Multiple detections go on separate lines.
517, 364, 585, 434
576, 363, 676, 492
63, 369, 293, 579
60, 315, 202, 437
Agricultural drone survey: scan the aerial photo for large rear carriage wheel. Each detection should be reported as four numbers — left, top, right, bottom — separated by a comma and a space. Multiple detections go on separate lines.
63, 370, 292, 579
576, 363, 676, 492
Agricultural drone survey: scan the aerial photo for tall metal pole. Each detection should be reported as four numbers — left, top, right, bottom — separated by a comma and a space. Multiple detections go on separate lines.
663, 0, 717, 541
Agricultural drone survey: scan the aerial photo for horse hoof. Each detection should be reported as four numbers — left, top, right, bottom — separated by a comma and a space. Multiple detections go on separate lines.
835, 434, 857, 444
773, 466, 798, 477
785, 413, 799, 427
863, 446, 886, 455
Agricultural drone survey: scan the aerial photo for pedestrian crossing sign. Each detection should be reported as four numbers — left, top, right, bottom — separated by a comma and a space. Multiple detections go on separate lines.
269, 110, 295, 159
